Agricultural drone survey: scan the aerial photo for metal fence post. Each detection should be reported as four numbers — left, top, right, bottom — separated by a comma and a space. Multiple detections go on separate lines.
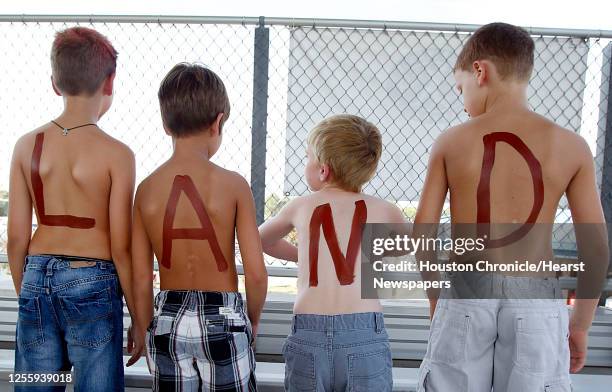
600, 43, 612, 273
250, 16, 270, 226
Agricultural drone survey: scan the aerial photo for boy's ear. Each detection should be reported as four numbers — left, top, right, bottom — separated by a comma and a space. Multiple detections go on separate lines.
472, 60, 488, 86
319, 163, 332, 182
210, 113, 224, 137
51, 76, 62, 96
102, 72, 115, 96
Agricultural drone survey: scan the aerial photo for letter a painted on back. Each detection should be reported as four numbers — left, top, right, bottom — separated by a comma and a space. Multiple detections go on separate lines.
161, 175, 228, 271
308, 200, 367, 287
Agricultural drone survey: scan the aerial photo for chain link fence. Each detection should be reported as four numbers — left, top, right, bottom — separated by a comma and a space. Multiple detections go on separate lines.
0, 16, 611, 273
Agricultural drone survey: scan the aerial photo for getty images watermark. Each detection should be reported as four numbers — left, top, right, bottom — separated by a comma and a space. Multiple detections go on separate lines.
361, 223, 608, 299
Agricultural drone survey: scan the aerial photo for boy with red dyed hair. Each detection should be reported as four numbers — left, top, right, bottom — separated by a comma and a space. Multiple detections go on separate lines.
8, 27, 139, 391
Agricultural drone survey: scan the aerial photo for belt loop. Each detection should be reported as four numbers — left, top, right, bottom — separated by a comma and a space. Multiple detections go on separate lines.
375, 313, 383, 333
291, 316, 297, 334
99, 261, 107, 270
45, 258, 56, 277
326, 315, 333, 337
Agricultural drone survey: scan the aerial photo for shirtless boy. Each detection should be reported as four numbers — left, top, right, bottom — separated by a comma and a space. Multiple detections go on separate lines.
259, 114, 406, 391
7, 27, 138, 391
415, 23, 609, 391
131, 63, 268, 391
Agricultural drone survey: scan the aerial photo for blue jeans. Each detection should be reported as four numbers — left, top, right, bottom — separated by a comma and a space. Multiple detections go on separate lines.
14, 254, 125, 392
283, 312, 392, 392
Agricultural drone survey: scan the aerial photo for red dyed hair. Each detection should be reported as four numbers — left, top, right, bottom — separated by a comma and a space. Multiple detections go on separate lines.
51, 26, 117, 96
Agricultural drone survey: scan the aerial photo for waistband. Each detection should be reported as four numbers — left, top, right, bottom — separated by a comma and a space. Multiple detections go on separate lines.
443, 271, 562, 299
291, 312, 385, 333
25, 254, 116, 272
155, 290, 244, 309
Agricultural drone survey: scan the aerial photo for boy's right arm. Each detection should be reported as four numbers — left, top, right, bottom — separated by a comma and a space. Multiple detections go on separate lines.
566, 137, 609, 373
414, 135, 449, 319
7, 137, 32, 295
234, 176, 268, 338
258, 200, 298, 262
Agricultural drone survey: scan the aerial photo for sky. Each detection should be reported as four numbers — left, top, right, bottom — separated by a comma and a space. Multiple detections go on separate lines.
1, 0, 611, 31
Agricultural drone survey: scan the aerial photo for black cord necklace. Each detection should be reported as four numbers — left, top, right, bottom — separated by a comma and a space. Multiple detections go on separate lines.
51, 120, 98, 136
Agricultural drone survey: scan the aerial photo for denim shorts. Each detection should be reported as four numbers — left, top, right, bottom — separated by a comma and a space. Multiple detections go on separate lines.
14, 254, 124, 392
283, 312, 392, 392
146, 290, 257, 392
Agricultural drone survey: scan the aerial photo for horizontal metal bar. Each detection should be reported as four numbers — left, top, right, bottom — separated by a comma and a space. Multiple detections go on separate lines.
0, 15, 610, 38
0, 254, 298, 278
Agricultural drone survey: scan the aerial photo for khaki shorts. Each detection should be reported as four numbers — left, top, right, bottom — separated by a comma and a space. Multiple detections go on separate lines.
418, 275, 571, 392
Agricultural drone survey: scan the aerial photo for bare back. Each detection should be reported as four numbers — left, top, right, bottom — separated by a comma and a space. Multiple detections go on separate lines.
287, 189, 402, 314
15, 123, 132, 259
436, 109, 595, 271
136, 159, 241, 291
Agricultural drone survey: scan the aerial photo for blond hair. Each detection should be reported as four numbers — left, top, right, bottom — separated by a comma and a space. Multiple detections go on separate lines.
308, 114, 382, 192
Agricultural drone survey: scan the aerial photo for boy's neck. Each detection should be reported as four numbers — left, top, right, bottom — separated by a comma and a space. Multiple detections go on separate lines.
172, 134, 214, 161
319, 183, 359, 194
483, 81, 529, 115
57, 96, 102, 125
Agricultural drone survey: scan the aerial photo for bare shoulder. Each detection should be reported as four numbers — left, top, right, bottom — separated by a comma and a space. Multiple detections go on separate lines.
431, 122, 471, 153
98, 133, 135, 163
361, 194, 405, 223
11, 126, 50, 162
541, 116, 592, 158
223, 169, 251, 194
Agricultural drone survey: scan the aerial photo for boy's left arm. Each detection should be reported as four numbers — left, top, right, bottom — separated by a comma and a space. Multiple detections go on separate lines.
258, 200, 298, 262
7, 137, 32, 296
108, 145, 137, 316
128, 185, 154, 367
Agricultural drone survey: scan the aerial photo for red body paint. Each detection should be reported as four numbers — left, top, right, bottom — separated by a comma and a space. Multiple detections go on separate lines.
308, 200, 367, 287
476, 132, 544, 247
30, 132, 95, 229
161, 175, 228, 271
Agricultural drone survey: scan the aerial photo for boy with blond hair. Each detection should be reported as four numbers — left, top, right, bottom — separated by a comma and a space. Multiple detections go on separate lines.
260, 114, 405, 391
7, 27, 139, 391
131, 63, 268, 391
415, 23, 609, 391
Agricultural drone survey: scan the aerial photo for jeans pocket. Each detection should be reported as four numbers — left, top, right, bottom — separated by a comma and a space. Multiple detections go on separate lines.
515, 313, 561, 373
348, 346, 393, 392
59, 286, 115, 347
429, 306, 471, 364
17, 295, 44, 349
284, 343, 316, 392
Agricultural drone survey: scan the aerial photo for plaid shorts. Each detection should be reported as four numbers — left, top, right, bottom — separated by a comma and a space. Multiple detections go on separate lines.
146, 291, 257, 392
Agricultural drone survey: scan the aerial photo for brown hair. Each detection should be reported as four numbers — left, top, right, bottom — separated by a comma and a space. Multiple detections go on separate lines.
51, 27, 117, 96
454, 22, 535, 81
308, 114, 382, 192
158, 63, 231, 137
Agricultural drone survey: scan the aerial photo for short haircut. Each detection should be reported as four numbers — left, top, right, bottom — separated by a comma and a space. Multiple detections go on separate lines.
308, 114, 382, 192
454, 22, 535, 81
51, 27, 117, 96
158, 63, 231, 137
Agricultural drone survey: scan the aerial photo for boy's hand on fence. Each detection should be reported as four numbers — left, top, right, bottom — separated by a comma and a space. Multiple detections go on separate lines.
569, 327, 589, 373
127, 322, 145, 367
